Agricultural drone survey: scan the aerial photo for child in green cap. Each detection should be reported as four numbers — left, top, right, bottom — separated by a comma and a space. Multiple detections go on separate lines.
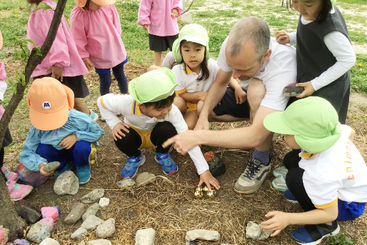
97, 68, 220, 190
261, 96, 367, 245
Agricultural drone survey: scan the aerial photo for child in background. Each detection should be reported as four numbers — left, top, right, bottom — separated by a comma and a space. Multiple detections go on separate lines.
275, 0, 355, 124
138, 0, 182, 67
261, 97, 367, 245
171, 24, 219, 129
26, 0, 98, 120
0, 30, 33, 201
17, 77, 104, 186
70, 0, 129, 95
97, 68, 220, 190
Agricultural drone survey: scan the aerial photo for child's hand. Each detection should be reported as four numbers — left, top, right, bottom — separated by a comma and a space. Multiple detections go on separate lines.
296, 82, 315, 98
143, 24, 148, 30
83, 58, 94, 70
112, 122, 130, 141
59, 134, 77, 149
171, 8, 178, 17
48, 66, 63, 81
39, 162, 53, 176
198, 170, 220, 191
261, 211, 290, 237
234, 86, 247, 104
274, 31, 290, 44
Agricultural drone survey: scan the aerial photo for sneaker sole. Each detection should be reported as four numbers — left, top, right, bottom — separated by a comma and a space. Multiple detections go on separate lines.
121, 155, 146, 179
79, 174, 91, 185
154, 156, 178, 175
10, 186, 33, 202
295, 224, 340, 245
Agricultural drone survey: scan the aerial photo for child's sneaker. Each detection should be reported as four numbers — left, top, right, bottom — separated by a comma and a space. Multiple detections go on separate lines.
1, 166, 19, 181
76, 164, 91, 184
121, 153, 145, 178
272, 175, 287, 192
292, 221, 340, 245
89, 110, 99, 121
155, 153, 178, 175
284, 189, 298, 203
7, 180, 33, 201
272, 166, 288, 178
54, 163, 71, 179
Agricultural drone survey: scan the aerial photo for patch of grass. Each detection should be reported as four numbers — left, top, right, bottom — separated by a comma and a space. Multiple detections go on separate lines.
348, 31, 367, 44
326, 233, 356, 245
350, 54, 367, 94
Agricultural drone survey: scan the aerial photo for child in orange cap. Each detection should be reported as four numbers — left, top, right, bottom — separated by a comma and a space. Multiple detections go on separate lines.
17, 77, 104, 186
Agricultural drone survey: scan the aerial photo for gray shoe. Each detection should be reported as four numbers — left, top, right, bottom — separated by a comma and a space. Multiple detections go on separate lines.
234, 158, 271, 194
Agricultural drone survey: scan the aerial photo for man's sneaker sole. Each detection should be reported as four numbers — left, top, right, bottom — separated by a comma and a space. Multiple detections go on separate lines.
121, 155, 146, 179
154, 156, 178, 175
295, 225, 340, 245
233, 170, 270, 194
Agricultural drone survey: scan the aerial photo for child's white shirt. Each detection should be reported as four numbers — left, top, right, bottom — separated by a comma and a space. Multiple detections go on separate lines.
97, 94, 209, 175
173, 58, 218, 94
299, 125, 367, 208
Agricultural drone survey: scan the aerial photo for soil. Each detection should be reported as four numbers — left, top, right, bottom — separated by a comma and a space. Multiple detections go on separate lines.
2, 61, 367, 244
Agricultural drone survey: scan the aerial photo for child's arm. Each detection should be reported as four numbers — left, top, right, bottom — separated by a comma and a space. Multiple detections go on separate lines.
274, 31, 296, 45
69, 110, 104, 143
137, 0, 153, 28
261, 204, 338, 237
296, 32, 356, 98
179, 91, 207, 104
97, 94, 130, 130
228, 77, 246, 104
19, 128, 47, 172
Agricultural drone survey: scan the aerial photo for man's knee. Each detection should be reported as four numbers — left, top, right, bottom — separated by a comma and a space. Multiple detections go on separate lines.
247, 78, 265, 110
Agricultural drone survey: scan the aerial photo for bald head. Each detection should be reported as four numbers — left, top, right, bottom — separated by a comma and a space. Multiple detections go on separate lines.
227, 17, 270, 61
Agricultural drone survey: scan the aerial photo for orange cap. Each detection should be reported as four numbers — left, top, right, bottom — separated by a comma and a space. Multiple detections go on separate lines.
75, 0, 115, 8
0, 30, 3, 50
27, 77, 74, 131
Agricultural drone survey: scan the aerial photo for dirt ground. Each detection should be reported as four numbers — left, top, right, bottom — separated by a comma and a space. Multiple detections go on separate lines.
3, 61, 367, 244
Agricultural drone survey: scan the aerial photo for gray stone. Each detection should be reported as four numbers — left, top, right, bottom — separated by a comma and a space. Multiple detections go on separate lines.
185, 230, 220, 243
87, 240, 112, 245
99, 198, 110, 208
39, 238, 60, 245
81, 189, 105, 204
26, 222, 51, 243
71, 227, 88, 240
82, 203, 100, 221
117, 179, 135, 189
15, 203, 41, 224
136, 172, 156, 186
245, 221, 271, 241
53, 171, 79, 195
96, 218, 115, 238
81, 215, 104, 231
64, 202, 87, 225
135, 228, 155, 245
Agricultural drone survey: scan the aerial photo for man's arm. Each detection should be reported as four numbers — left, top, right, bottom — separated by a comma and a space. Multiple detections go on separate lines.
195, 69, 232, 130
164, 105, 276, 153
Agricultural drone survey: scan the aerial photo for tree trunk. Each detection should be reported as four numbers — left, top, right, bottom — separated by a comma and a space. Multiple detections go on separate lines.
0, 0, 67, 241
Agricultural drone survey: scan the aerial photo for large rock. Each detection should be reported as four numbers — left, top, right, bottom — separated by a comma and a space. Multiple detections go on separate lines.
64, 202, 87, 225
53, 171, 79, 195
185, 230, 220, 244
71, 227, 88, 240
136, 172, 156, 186
117, 179, 135, 189
39, 238, 60, 245
81, 189, 105, 204
135, 228, 155, 245
26, 218, 54, 243
87, 240, 112, 245
82, 203, 100, 221
245, 221, 271, 241
96, 218, 115, 238
81, 215, 103, 231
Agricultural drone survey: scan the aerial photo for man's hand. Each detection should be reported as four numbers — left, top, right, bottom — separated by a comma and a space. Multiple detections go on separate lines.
112, 122, 130, 141
171, 8, 178, 17
261, 211, 290, 237
163, 130, 200, 155
83, 58, 94, 70
296, 82, 315, 98
274, 30, 290, 44
198, 170, 220, 191
48, 66, 63, 81
234, 86, 247, 104
39, 162, 53, 176
59, 134, 77, 149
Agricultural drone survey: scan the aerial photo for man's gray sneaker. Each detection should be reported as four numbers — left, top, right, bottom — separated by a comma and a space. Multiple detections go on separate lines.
234, 158, 271, 194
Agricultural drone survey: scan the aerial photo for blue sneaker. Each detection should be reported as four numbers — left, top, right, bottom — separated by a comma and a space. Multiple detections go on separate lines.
89, 110, 99, 121
292, 222, 340, 245
121, 153, 145, 178
155, 153, 178, 175
284, 189, 298, 203
76, 164, 91, 184
55, 163, 71, 179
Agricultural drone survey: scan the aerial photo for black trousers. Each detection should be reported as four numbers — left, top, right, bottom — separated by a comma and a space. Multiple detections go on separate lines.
114, 122, 177, 157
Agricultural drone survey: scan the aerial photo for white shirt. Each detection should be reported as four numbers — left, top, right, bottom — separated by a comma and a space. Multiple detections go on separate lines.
217, 37, 297, 111
300, 125, 367, 208
97, 94, 209, 174
289, 7, 356, 91
162, 51, 176, 69
173, 58, 219, 94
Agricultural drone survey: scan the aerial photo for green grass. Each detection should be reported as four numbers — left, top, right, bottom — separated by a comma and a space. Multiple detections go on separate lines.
350, 54, 367, 94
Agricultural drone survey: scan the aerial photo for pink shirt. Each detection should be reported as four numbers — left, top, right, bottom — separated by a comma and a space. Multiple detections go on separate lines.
27, 0, 88, 78
70, 5, 127, 69
0, 62, 6, 81
138, 0, 182, 37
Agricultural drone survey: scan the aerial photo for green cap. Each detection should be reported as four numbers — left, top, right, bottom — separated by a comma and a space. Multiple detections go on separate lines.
263, 97, 341, 153
128, 67, 177, 104
172, 24, 210, 63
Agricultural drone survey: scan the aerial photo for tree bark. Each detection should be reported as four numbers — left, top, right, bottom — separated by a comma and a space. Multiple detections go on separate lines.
0, 0, 67, 241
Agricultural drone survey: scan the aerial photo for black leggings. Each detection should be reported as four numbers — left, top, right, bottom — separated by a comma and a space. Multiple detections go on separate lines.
114, 122, 177, 157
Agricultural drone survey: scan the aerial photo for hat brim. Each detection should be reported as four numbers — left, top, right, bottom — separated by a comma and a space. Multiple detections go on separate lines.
30, 104, 69, 131
263, 111, 298, 136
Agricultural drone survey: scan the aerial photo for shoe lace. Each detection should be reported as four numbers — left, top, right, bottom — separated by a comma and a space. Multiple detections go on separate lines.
243, 159, 262, 179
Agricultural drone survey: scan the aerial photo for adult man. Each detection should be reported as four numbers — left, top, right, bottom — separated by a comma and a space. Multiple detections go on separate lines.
163, 17, 297, 194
